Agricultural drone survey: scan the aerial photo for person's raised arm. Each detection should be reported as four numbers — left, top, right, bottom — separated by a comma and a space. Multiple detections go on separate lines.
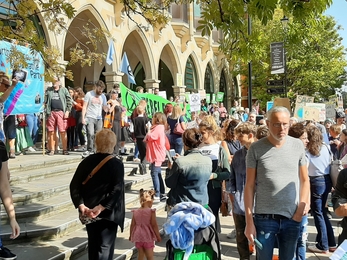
0, 78, 17, 103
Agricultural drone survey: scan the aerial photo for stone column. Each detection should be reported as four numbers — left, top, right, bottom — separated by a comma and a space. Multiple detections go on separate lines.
102, 71, 124, 92
172, 85, 187, 102
143, 79, 161, 93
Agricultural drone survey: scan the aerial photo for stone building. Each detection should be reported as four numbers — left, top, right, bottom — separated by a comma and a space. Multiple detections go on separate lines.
37, 1, 241, 108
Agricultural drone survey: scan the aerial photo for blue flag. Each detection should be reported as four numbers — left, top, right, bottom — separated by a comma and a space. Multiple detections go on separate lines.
106, 39, 115, 65
120, 52, 136, 84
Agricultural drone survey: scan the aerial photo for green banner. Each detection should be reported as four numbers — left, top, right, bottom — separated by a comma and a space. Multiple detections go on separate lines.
216, 92, 224, 102
119, 83, 191, 120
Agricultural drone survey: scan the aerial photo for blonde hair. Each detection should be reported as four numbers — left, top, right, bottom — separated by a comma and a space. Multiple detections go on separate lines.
95, 129, 117, 154
152, 112, 167, 126
137, 105, 145, 114
171, 104, 182, 119
199, 115, 221, 140
330, 124, 342, 135
139, 189, 155, 206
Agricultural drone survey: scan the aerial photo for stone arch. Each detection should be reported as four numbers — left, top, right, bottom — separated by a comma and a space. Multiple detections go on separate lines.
63, 6, 108, 90
121, 28, 155, 87
158, 41, 181, 98
184, 52, 202, 91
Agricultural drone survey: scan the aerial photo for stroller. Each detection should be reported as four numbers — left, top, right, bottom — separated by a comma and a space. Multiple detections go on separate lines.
163, 202, 221, 260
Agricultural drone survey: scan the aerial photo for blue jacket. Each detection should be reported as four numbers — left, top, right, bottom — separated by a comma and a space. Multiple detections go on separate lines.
229, 147, 248, 215
165, 149, 212, 207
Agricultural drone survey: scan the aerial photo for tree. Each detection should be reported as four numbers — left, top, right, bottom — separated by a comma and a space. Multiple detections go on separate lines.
235, 11, 347, 109
0, 0, 333, 81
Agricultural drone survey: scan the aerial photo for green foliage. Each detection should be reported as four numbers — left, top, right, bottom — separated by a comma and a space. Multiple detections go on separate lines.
234, 12, 347, 110
0, 0, 108, 81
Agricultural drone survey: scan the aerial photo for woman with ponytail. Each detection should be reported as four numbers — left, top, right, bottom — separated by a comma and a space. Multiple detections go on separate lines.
165, 128, 213, 210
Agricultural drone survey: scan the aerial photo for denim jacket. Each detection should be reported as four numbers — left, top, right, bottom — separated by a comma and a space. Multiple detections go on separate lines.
165, 149, 212, 207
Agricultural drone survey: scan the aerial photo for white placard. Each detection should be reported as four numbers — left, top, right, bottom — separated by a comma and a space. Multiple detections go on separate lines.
189, 93, 201, 112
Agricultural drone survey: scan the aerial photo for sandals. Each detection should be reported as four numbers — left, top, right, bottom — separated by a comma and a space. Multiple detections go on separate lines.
63, 150, 69, 155
47, 150, 54, 156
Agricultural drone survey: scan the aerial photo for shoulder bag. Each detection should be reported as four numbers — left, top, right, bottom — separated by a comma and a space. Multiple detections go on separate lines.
173, 118, 185, 135
79, 154, 115, 224
323, 143, 343, 188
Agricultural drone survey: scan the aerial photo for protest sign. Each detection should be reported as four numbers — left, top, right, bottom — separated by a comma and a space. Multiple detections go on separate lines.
216, 92, 224, 102
199, 89, 206, 100
0, 40, 44, 115
325, 102, 336, 119
266, 101, 274, 111
305, 103, 326, 121
189, 93, 201, 112
273, 98, 291, 112
303, 107, 320, 121
205, 94, 210, 104
294, 95, 314, 120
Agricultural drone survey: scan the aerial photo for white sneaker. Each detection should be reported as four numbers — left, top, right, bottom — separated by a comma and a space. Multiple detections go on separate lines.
27, 147, 36, 152
227, 230, 236, 239
154, 196, 160, 202
133, 158, 140, 162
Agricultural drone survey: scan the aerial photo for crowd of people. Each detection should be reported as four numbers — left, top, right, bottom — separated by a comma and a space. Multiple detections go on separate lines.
3, 75, 347, 260
66, 81, 347, 260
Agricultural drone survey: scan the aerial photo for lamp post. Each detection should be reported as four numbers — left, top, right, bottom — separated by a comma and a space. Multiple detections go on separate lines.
247, 13, 252, 109
281, 16, 289, 97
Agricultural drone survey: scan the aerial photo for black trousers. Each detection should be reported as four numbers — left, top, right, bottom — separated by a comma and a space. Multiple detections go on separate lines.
86, 219, 118, 260
233, 213, 250, 260
208, 183, 221, 233
136, 138, 146, 163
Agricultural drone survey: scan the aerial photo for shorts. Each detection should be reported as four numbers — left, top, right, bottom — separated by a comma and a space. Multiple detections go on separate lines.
4, 115, 16, 139
47, 111, 67, 132
135, 241, 155, 249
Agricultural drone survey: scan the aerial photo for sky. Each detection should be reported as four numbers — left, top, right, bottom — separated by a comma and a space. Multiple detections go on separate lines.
325, 1, 347, 50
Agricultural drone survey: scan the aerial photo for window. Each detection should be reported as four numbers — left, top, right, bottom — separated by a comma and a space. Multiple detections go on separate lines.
204, 65, 214, 94
184, 56, 198, 90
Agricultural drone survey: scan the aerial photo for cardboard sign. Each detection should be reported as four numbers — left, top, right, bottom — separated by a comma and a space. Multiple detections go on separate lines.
305, 103, 326, 122
303, 107, 320, 121
294, 95, 314, 120
325, 102, 336, 119
273, 98, 291, 112
198, 89, 206, 100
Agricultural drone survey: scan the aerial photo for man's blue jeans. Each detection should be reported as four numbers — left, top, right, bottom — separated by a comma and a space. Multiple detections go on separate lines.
254, 214, 301, 260
150, 163, 165, 197
310, 174, 336, 250
294, 215, 308, 260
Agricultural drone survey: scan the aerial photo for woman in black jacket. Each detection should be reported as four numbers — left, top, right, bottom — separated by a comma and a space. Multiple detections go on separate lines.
70, 129, 125, 260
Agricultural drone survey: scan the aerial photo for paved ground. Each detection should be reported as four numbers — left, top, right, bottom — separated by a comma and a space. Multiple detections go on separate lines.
5, 146, 342, 259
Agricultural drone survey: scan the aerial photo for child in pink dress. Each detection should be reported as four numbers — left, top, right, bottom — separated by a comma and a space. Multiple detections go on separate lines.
129, 189, 161, 260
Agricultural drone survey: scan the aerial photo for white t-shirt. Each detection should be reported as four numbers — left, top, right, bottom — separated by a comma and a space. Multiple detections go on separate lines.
84, 90, 107, 120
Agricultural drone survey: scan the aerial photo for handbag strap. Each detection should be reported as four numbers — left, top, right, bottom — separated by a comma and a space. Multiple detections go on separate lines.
82, 155, 115, 185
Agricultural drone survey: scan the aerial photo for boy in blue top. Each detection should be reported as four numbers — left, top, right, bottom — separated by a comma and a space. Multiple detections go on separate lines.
229, 122, 257, 259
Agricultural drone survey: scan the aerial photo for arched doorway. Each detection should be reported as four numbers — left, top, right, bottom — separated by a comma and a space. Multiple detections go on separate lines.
159, 59, 174, 99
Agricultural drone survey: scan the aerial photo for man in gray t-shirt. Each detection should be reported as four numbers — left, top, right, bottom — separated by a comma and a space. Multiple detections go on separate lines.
244, 106, 309, 260
82, 80, 109, 157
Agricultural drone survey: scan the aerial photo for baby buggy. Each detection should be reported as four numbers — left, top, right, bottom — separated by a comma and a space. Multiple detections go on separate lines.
163, 202, 221, 260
